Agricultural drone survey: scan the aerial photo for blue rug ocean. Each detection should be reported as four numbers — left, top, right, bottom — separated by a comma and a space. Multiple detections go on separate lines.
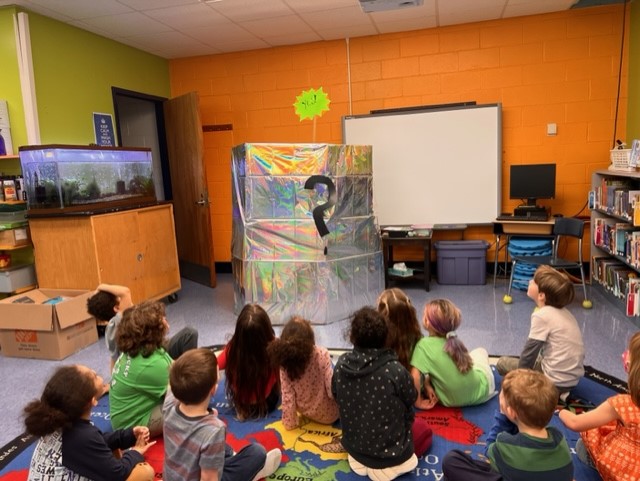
0, 363, 625, 481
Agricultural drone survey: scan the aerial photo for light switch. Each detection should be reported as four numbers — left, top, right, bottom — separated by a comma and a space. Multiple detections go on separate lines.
547, 123, 557, 136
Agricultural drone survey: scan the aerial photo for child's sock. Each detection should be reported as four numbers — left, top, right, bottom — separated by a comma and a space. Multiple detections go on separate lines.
251, 448, 282, 481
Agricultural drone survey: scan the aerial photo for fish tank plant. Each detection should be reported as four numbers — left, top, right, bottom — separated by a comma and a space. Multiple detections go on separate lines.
19, 145, 157, 215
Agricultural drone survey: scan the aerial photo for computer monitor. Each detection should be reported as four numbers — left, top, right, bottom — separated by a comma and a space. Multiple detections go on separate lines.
509, 163, 556, 207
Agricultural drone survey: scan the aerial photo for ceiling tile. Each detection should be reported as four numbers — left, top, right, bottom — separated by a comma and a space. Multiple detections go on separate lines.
143, 3, 227, 29
300, 6, 375, 29
240, 14, 315, 38
188, 24, 263, 45
24, 0, 132, 19
316, 23, 380, 41
210, 0, 294, 22
82, 12, 172, 37
282, 0, 362, 13
117, 0, 199, 9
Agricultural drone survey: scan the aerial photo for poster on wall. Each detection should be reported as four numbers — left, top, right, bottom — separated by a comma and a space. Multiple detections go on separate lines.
93, 112, 115, 146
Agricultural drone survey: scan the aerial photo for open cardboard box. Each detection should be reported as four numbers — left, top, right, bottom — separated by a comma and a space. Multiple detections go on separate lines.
0, 289, 97, 360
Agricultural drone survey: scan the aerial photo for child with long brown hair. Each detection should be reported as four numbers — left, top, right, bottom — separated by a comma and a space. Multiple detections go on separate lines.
25, 365, 155, 481
559, 331, 640, 480
217, 303, 280, 420
268, 316, 339, 430
410, 298, 496, 409
377, 288, 422, 371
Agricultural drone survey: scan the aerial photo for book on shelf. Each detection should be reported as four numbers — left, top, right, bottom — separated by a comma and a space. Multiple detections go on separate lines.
630, 139, 640, 168
627, 277, 640, 316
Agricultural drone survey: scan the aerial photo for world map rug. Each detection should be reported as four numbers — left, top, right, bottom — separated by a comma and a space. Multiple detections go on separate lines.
0, 363, 625, 481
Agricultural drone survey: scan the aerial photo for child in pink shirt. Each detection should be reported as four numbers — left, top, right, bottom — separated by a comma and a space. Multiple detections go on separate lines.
268, 317, 339, 430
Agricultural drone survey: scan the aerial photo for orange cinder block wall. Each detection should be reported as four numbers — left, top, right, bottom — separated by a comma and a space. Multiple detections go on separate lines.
169, 5, 628, 263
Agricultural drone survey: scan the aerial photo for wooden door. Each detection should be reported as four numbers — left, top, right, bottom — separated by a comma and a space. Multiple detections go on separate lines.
163, 92, 216, 287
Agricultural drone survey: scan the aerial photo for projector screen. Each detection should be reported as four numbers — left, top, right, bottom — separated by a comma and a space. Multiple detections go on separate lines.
343, 104, 501, 226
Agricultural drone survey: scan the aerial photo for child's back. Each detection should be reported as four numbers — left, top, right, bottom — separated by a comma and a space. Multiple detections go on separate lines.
163, 348, 281, 481
268, 317, 339, 430
560, 331, 640, 480
411, 299, 495, 409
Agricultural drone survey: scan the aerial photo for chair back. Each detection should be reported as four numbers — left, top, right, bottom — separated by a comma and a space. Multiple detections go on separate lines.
552, 217, 584, 239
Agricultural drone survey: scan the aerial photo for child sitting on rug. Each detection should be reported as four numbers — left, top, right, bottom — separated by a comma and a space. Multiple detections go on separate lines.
163, 348, 282, 481
268, 316, 339, 430
559, 331, 640, 480
442, 369, 573, 481
410, 299, 496, 409
332, 307, 433, 481
217, 303, 280, 420
87, 283, 198, 372
110, 301, 173, 437
377, 287, 423, 371
24, 364, 156, 481
496, 265, 585, 397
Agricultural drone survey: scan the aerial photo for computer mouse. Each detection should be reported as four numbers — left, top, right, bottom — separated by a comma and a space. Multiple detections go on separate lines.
553, 213, 564, 218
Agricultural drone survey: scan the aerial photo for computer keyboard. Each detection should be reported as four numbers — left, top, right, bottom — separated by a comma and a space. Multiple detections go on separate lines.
496, 214, 549, 222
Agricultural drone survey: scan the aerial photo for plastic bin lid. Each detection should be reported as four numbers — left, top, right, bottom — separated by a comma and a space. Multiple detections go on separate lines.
434, 240, 489, 250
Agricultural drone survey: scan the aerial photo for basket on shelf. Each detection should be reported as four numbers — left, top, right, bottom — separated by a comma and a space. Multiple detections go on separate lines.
609, 149, 635, 172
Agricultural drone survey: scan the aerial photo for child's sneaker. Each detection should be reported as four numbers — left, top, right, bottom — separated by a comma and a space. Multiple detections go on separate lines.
251, 448, 282, 481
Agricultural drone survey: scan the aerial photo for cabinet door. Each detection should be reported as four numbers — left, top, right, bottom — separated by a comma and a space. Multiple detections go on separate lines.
30, 217, 101, 289
136, 204, 181, 301
92, 210, 144, 302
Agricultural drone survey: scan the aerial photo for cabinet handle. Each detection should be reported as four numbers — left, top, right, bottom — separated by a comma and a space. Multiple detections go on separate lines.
137, 253, 143, 262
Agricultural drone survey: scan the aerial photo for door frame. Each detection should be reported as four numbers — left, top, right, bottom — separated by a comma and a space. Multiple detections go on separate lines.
111, 87, 173, 200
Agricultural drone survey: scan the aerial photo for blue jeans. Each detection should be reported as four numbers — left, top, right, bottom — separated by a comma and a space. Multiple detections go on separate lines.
222, 443, 266, 481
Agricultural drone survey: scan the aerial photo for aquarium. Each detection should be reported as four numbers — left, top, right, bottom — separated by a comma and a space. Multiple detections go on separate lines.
19, 145, 157, 215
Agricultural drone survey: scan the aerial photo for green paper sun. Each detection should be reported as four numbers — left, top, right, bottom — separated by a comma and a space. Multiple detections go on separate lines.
294, 87, 331, 121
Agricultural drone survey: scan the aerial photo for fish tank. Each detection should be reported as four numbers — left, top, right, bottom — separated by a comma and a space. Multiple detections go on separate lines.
19, 145, 157, 215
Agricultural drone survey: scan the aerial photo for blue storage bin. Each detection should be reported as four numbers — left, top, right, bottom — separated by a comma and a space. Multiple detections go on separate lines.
435, 240, 489, 285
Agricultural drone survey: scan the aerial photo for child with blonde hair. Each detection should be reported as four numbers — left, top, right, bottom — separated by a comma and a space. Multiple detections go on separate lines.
410, 299, 495, 409
559, 331, 640, 480
377, 288, 422, 371
268, 316, 339, 430
443, 369, 573, 480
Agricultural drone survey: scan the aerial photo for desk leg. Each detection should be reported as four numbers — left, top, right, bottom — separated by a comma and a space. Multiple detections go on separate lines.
493, 234, 501, 288
424, 240, 430, 292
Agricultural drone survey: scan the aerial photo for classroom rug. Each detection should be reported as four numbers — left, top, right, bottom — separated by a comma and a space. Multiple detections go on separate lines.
0, 362, 626, 481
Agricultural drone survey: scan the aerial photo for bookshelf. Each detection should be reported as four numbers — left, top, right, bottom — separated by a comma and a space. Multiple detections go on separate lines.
591, 169, 640, 321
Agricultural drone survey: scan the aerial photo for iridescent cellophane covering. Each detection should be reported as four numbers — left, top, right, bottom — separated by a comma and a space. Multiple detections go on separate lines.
231, 143, 384, 325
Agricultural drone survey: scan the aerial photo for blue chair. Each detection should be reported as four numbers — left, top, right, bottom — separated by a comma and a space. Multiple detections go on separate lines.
502, 217, 592, 308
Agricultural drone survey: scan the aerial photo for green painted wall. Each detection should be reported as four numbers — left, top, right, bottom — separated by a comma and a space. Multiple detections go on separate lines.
0, 6, 27, 155
27, 12, 170, 145
629, 0, 640, 139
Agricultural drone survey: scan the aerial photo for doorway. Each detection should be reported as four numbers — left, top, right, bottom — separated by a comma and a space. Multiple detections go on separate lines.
112, 88, 216, 288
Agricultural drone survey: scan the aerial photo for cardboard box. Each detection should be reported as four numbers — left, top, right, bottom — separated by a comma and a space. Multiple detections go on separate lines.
0, 289, 97, 360
0, 225, 30, 247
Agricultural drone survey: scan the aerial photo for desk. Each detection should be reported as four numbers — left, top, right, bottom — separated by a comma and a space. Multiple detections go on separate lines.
381, 232, 432, 291
493, 219, 555, 287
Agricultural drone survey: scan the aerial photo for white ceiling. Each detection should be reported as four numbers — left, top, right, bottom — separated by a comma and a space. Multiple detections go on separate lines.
0, 0, 621, 59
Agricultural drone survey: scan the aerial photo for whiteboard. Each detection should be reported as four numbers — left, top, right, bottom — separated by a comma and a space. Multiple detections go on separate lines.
343, 104, 501, 226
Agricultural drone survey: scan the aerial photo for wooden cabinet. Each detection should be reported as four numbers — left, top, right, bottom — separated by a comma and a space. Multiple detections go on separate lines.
29, 203, 180, 303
